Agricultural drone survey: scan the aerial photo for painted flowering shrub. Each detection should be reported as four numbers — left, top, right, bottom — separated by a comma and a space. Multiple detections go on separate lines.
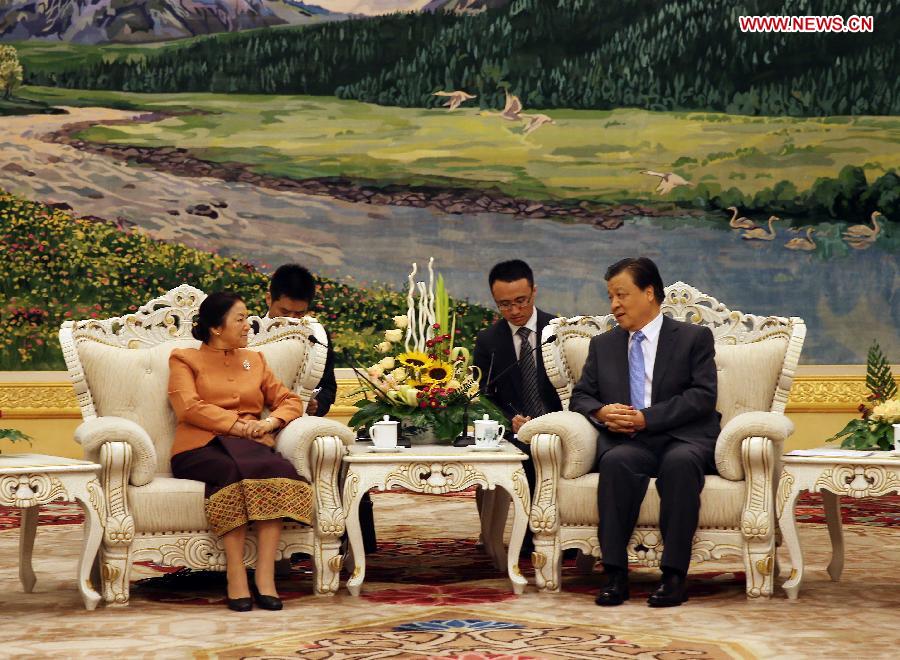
0, 191, 496, 369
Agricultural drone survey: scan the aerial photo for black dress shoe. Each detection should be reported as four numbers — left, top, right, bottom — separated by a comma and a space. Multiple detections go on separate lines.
647, 572, 689, 607
254, 593, 283, 611
226, 597, 253, 612
595, 571, 629, 606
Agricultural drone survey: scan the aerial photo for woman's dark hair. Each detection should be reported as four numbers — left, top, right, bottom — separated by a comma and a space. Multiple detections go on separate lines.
192, 292, 243, 342
270, 263, 316, 303
605, 257, 665, 304
488, 259, 534, 288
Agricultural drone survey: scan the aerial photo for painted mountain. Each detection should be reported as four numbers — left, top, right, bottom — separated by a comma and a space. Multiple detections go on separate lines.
0, 0, 343, 44
422, 0, 509, 12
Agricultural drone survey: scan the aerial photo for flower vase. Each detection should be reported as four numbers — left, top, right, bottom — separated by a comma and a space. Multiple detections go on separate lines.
404, 426, 439, 446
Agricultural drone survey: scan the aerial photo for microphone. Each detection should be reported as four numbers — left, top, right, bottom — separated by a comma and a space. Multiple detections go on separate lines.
453, 332, 556, 447
482, 332, 556, 396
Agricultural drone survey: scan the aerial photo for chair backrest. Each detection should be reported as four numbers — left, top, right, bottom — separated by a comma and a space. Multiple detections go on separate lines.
541, 281, 805, 426
59, 284, 328, 475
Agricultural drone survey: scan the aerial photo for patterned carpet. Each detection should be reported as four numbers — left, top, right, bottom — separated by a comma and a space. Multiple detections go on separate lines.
1, 491, 899, 659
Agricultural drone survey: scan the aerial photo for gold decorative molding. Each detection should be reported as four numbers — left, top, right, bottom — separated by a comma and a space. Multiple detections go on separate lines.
0, 382, 80, 418
784, 376, 870, 412
0, 374, 877, 420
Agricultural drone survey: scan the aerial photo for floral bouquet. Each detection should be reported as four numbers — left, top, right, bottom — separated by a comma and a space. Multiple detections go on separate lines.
348, 259, 504, 442
829, 341, 899, 451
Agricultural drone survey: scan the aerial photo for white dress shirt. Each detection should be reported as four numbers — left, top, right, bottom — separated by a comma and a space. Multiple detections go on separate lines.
508, 308, 538, 358
628, 312, 664, 409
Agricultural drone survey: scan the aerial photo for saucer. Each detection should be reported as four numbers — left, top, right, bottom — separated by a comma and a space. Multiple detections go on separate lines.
369, 446, 402, 453
470, 445, 504, 452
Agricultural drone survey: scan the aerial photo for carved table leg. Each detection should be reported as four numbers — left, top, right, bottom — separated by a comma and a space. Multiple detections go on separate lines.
18, 505, 38, 594
343, 470, 367, 597
72, 477, 104, 610
484, 487, 511, 572
821, 490, 844, 582
778, 483, 804, 600
499, 468, 530, 595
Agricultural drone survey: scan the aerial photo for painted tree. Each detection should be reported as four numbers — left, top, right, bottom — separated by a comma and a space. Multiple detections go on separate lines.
0, 45, 24, 100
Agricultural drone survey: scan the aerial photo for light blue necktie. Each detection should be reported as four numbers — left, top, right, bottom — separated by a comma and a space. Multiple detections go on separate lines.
629, 330, 646, 410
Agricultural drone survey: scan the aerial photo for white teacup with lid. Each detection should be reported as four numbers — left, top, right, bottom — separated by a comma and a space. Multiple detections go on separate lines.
474, 414, 505, 447
369, 415, 399, 449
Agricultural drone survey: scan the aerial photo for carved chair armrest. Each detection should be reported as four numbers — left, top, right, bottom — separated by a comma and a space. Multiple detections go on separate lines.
275, 416, 355, 482
74, 416, 157, 486
528, 432, 563, 537
275, 417, 352, 541
715, 411, 794, 481
518, 411, 599, 479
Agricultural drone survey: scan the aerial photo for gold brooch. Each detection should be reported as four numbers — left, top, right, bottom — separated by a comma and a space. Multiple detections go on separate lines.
242, 360, 251, 370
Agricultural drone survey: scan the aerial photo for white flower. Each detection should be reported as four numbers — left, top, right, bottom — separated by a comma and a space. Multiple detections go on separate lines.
384, 328, 403, 343
871, 399, 900, 423
368, 364, 385, 378
379, 356, 396, 370
390, 367, 408, 381
376, 341, 392, 353
393, 315, 409, 329
447, 379, 461, 391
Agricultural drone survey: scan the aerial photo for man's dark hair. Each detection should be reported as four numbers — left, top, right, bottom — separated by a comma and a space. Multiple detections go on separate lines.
605, 257, 665, 304
192, 292, 243, 342
488, 259, 534, 288
270, 264, 316, 303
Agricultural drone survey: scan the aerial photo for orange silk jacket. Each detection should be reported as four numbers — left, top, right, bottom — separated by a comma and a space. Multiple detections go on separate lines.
168, 343, 303, 456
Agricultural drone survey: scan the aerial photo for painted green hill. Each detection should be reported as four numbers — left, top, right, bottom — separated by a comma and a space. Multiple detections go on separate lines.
14, 0, 900, 115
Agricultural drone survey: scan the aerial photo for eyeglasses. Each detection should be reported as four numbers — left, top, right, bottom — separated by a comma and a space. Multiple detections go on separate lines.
495, 294, 533, 311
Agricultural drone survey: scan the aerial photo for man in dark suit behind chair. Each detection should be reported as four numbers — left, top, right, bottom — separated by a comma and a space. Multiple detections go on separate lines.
571, 257, 720, 608
263, 264, 376, 553
473, 260, 563, 552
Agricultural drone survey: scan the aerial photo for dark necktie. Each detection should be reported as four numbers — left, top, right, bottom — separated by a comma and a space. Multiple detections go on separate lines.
516, 326, 545, 418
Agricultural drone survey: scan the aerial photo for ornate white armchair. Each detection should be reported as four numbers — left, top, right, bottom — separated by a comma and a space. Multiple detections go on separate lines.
519, 282, 805, 598
59, 284, 355, 605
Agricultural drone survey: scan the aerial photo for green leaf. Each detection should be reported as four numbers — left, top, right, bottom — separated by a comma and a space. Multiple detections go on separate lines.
865, 340, 898, 403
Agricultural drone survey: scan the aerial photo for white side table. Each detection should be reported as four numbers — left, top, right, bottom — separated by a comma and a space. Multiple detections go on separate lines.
778, 451, 900, 599
0, 453, 105, 610
342, 442, 531, 596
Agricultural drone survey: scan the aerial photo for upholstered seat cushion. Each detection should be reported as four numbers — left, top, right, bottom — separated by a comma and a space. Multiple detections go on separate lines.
128, 477, 209, 533
77, 338, 310, 475
557, 474, 745, 528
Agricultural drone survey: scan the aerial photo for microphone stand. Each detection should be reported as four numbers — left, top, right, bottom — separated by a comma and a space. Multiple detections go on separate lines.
452, 333, 556, 447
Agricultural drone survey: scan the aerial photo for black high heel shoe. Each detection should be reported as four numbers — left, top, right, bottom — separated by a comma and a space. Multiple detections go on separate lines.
226, 597, 253, 612
253, 592, 283, 611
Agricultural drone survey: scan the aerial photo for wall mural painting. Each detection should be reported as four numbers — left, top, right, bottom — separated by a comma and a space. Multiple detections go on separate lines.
0, 1, 897, 370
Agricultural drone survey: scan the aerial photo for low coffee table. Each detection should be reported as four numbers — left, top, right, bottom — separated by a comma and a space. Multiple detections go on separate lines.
778, 450, 900, 599
0, 453, 104, 610
342, 442, 530, 596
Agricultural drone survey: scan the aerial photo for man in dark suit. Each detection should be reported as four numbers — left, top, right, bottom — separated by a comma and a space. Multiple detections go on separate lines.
571, 257, 720, 608
265, 264, 336, 417
473, 260, 563, 541
265, 264, 376, 553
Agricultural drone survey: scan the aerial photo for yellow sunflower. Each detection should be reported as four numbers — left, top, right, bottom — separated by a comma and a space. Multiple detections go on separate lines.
397, 351, 432, 370
420, 361, 455, 385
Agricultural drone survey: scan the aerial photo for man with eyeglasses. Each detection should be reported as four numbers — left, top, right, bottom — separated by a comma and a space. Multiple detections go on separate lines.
473, 260, 563, 553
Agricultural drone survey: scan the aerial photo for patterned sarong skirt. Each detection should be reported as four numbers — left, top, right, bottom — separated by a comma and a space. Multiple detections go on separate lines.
171, 436, 312, 536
